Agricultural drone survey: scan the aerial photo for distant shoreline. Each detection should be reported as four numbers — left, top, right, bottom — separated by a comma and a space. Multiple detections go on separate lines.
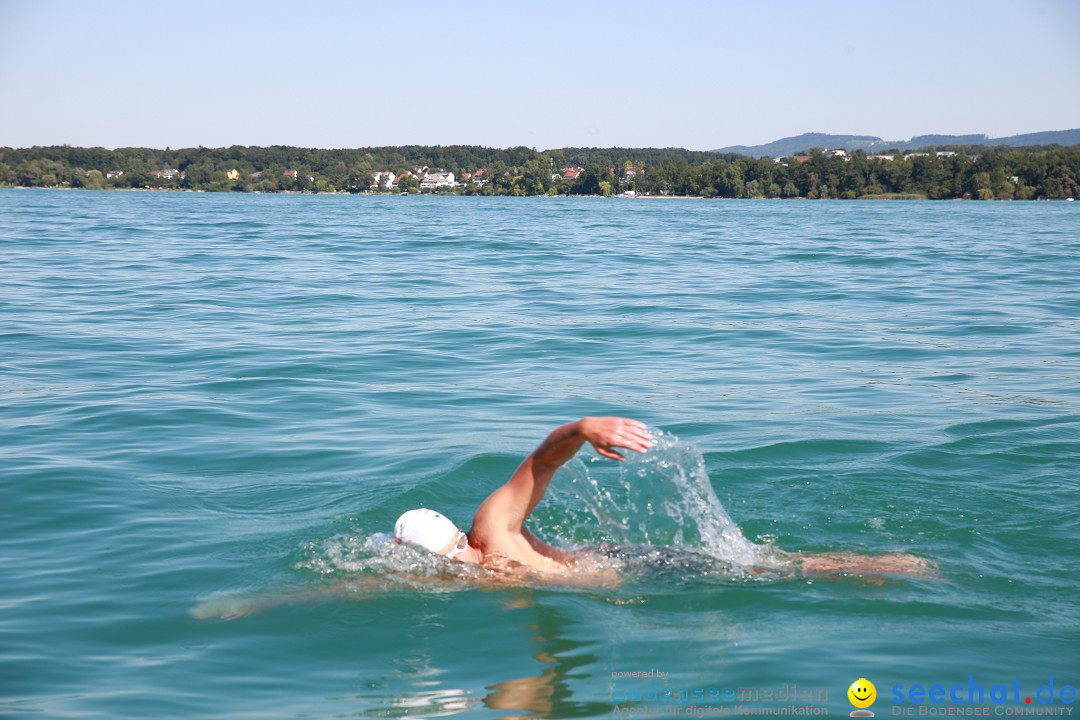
8, 186, 1077, 201
5, 144, 1077, 200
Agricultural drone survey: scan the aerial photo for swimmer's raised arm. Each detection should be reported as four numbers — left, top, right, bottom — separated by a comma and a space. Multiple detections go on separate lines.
472, 417, 653, 535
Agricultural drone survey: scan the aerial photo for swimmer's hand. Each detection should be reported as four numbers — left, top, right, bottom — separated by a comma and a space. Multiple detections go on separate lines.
581, 417, 654, 461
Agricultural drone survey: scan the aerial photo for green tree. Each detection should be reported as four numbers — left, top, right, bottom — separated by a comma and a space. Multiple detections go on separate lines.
570, 163, 608, 195
1015, 184, 1037, 200
969, 171, 992, 199
716, 165, 744, 198
519, 157, 551, 195
486, 161, 512, 195
16, 161, 42, 186
993, 179, 1015, 200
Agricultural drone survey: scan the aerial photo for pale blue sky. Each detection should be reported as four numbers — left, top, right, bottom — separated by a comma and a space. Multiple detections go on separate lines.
1, 0, 1077, 150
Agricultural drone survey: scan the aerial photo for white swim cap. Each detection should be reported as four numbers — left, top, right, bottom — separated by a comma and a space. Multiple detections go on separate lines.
394, 508, 460, 555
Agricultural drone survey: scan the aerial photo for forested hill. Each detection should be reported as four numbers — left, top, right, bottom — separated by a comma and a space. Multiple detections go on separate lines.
717, 134, 884, 158
2, 143, 1078, 199
715, 129, 1080, 158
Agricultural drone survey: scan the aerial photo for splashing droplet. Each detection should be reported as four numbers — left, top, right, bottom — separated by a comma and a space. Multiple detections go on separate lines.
547, 427, 773, 571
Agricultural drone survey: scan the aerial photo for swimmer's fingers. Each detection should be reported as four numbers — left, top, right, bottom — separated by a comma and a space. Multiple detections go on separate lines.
583, 417, 654, 461
629, 427, 655, 450
595, 437, 650, 461
614, 424, 655, 454
594, 445, 626, 462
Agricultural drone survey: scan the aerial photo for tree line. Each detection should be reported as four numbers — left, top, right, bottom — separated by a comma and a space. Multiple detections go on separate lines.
1, 143, 1077, 199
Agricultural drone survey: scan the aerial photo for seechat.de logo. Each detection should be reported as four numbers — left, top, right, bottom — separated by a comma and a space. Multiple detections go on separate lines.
849, 678, 877, 717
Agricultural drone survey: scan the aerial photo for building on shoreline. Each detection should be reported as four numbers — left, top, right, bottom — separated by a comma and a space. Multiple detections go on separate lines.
420, 171, 455, 189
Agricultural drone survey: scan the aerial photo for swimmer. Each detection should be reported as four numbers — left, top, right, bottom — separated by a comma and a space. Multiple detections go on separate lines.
394, 417, 934, 579
191, 417, 932, 620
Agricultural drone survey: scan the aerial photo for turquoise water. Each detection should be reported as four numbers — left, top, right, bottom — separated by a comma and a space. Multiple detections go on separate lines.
2, 189, 1077, 718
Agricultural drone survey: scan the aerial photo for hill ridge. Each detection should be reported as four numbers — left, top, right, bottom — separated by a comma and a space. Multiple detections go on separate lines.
713, 129, 1080, 157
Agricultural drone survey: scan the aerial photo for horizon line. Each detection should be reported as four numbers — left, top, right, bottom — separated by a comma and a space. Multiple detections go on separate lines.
6, 127, 1079, 154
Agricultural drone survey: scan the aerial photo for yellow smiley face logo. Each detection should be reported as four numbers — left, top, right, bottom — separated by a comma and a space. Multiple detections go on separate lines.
848, 678, 876, 709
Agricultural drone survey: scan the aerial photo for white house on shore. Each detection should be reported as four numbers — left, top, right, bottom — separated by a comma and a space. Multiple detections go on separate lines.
420, 171, 455, 189
371, 171, 396, 189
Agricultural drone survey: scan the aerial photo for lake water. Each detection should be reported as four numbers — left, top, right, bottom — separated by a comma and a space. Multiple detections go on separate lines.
1, 189, 1077, 718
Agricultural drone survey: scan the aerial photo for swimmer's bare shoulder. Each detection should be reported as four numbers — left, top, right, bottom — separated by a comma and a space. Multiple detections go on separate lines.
481, 549, 621, 588
480, 551, 538, 576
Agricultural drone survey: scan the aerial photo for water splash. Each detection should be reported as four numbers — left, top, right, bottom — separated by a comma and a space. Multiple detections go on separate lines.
192, 534, 477, 619
292, 532, 490, 584
547, 427, 773, 570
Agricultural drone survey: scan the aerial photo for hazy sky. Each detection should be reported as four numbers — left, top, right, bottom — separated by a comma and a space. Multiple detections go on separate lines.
1, 0, 1077, 150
